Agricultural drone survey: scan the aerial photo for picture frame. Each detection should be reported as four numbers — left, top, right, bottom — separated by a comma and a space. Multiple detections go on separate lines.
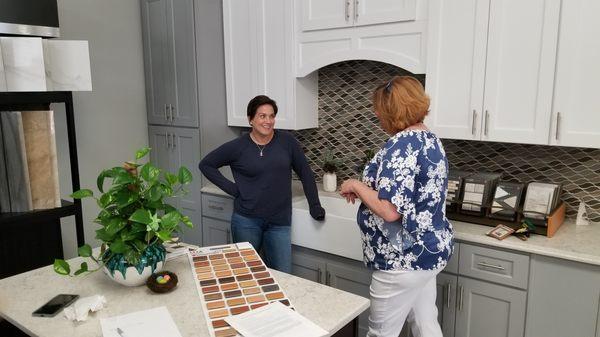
486, 224, 515, 240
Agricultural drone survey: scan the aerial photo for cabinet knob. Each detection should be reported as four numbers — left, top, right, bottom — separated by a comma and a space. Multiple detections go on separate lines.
345, 0, 350, 21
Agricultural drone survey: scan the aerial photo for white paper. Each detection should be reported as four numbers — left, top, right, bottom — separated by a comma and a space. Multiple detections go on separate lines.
100, 306, 182, 337
224, 302, 327, 337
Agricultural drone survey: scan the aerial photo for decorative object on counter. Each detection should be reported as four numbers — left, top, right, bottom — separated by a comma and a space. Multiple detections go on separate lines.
53, 147, 194, 287
576, 199, 590, 226
460, 172, 501, 215
321, 149, 342, 192
489, 181, 525, 222
523, 182, 562, 220
446, 170, 469, 212
188, 242, 295, 337
147, 271, 178, 293
486, 224, 515, 240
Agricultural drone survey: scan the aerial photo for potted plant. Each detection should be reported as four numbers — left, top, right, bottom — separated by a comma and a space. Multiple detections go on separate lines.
356, 149, 376, 176
321, 149, 343, 192
53, 147, 194, 286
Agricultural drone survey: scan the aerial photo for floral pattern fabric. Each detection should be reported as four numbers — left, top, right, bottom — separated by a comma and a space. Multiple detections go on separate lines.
358, 130, 453, 271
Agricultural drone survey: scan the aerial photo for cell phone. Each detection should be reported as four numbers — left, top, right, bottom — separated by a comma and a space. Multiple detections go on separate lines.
32, 294, 79, 317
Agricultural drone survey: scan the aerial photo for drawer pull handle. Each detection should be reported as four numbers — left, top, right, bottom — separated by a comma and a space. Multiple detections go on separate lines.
458, 285, 464, 311
317, 268, 323, 283
208, 205, 224, 211
226, 229, 231, 244
477, 261, 505, 271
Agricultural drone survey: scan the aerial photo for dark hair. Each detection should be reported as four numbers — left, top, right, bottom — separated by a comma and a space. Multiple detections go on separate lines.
247, 95, 278, 119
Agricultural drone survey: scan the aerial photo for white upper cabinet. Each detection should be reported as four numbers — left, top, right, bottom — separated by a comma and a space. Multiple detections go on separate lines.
223, 0, 318, 130
550, 0, 600, 148
426, 0, 560, 144
301, 0, 417, 31
296, 0, 427, 77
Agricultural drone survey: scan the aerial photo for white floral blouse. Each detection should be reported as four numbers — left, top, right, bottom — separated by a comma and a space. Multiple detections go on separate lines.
358, 130, 454, 271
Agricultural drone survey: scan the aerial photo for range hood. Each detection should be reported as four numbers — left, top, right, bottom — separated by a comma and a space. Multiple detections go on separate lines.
0, 0, 60, 38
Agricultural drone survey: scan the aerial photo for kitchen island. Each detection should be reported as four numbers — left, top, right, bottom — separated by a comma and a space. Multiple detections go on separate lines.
0, 254, 369, 337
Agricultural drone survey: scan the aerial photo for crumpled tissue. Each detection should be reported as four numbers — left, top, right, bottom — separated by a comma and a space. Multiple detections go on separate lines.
63, 295, 107, 321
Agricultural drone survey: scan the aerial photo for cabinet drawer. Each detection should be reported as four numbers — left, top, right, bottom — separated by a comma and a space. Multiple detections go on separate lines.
459, 244, 529, 289
201, 194, 233, 221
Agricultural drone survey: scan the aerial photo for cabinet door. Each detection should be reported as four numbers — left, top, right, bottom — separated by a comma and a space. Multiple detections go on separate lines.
291, 250, 327, 284
425, 0, 489, 140
148, 125, 172, 172
166, 0, 198, 127
300, 0, 353, 31
354, 0, 416, 27
202, 217, 232, 247
436, 273, 457, 337
525, 255, 600, 337
141, 0, 170, 126
455, 277, 526, 337
550, 0, 600, 148
327, 261, 372, 337
171, 128, 202, 245
482, 0, 560, 144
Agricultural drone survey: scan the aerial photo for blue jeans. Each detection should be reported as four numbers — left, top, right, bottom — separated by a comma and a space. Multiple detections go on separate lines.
230, 212, 292, 273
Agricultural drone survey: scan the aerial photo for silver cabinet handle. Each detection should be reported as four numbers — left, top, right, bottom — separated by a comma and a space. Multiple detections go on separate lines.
226, 229, 231, 244
446, 282, 452, 308
326, 271, 331, 285
471, 109, 477, 135
171, 133, 176, 148
166, 132, 171, 149
345, 0, 350, 21
458, 285, 464, 311
169, 104, 175, 122
354, 0, 359, 20
555, 112, 561, 140
164, 104, 168, 121
208, 205, 224, 211
317, 267, 323, 283
484, 110, 489, 136
477, 261, 505, 271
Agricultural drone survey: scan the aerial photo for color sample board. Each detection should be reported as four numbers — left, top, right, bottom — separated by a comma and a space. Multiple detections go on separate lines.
188, 243, 293, 337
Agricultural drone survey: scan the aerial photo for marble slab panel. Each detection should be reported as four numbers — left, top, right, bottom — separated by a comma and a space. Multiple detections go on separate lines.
0, 43, 7, 91
0, 116, 10, 212
0, 37, 46, 92
43, 40, 92, 91
21, 111, 61, 209
0, 111, 32, 212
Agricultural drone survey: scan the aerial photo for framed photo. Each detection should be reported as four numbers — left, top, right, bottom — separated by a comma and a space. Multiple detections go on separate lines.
486, 224, 515, 240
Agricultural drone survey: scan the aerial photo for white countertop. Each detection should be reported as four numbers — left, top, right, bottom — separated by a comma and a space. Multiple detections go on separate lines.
0, 255, 369, 337
201, 182, 600, 266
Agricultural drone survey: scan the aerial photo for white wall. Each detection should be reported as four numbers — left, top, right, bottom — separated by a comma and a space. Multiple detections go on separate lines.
55, 0, 148, 257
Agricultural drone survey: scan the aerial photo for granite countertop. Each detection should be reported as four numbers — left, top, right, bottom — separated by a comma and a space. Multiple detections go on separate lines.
201, 182, 600, 266
0, 254, 369, 337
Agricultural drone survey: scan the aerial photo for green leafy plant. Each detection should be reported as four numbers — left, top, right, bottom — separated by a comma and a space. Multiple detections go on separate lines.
321, 149, 343, 174
355, 149, 376, 174
53, 147, 193, 276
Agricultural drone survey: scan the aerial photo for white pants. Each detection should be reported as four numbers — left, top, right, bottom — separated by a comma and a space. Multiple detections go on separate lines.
367, 268, 443, 337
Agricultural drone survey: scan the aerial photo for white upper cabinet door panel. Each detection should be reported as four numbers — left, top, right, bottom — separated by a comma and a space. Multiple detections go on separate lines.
482, 0, 560, 144
551, 0, 600, 148
354, 0, 417, 27
425, 0, 489, 140
301, 0, 353, 31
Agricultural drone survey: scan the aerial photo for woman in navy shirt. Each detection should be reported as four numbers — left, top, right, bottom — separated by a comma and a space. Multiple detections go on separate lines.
199, 95, 325, 273
340, 77, 453, 337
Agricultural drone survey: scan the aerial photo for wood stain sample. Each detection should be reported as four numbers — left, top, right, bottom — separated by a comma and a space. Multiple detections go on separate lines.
230, 305, 250, 315
199, 279, 216, 287
204, 293, 222, 301
257, 278, 274, 285
236, 274, 253, 281
246, 295, 266, 303
206, 301, 225, 310
214, 328, 237, 337
246, 260, 262, 267
220, 283, 239, 291
266, 292, 284, 300
208, 309, 228, 319
224, 290, 242, 298
253, 271, 270, 279
212, 319, 229, 328
226, 297, 246, 307
215, 270, 233, 278
243, 287, 260, 295
250, 266, 266, 272
239, 280, 257, 288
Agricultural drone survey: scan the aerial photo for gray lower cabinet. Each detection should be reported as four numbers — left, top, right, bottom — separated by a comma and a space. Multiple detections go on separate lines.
202, 216, 232, 246
436, 272, 457, 337
455, 276, 526, 337
148, 126, 202, 245
141, 0, 199, 127
525, 255, 600, 337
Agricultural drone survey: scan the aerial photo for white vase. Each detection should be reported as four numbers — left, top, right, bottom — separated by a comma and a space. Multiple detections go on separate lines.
103, 261, 164, 287
323, 172, 337, 192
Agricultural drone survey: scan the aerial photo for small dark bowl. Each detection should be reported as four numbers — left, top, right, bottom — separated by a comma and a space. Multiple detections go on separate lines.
146, 271, 178, 293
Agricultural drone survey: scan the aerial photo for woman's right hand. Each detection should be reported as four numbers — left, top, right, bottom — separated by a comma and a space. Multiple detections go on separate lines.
339, 179, 360, 204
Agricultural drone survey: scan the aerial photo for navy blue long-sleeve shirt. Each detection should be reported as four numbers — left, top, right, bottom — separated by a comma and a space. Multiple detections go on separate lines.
199, 130, 323, 225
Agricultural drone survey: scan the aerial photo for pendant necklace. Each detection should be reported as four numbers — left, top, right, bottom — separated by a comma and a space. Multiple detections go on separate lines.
250, 133, 270, 157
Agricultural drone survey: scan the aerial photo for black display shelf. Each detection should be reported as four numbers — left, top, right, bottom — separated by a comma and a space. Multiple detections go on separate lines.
0, 91, 84, 247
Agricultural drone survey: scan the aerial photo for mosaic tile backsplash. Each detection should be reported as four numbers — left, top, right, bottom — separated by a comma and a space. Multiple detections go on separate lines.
293, 60, 600, 222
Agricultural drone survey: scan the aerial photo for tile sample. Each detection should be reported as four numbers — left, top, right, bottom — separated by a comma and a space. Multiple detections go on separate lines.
42, 40, 92, 91
21, 111, 61, 209
0, 111, 32, 212
0, 37, 46, 91
188, 243, 294, 337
